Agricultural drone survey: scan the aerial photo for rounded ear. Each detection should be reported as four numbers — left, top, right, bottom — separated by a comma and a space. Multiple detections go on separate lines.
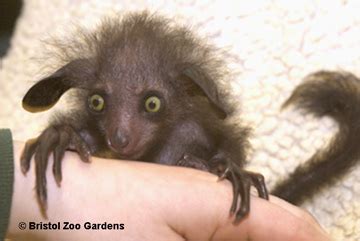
22, 76, 72, 112
22, 59, 88, 113
181, 66, 230, 118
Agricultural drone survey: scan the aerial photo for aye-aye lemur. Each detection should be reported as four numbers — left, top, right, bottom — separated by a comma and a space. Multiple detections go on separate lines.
21, 12, 269, 221
21, 11, 359, 221
272, 71, 360, 205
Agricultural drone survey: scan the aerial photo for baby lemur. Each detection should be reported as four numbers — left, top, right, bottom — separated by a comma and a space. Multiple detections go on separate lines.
21, 12, 268, 221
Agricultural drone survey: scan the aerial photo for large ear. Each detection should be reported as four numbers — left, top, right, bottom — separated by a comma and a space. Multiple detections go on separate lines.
22, 60, 86, 113
181, 66, 230, 118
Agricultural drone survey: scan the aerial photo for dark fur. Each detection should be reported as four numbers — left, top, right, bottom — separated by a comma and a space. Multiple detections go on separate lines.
272, 71, 360, 204
21, 12, 268, 221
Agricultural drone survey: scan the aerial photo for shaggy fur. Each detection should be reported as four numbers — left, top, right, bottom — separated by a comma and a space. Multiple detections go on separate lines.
272, 71, 360, 204
21, 12, 268, 221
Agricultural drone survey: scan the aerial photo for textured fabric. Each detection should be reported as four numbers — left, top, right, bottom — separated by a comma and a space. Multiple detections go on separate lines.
0, 129, 14, 241
0, 1, 359, 240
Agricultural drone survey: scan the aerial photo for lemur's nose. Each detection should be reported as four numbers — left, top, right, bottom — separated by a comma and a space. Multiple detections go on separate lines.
115, 129, 129, 148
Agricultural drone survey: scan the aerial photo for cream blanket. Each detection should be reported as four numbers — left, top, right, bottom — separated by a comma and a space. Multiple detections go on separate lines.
0, 0, 359, 240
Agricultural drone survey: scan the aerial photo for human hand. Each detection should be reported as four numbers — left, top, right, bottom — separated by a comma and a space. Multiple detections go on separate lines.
7, 141, 331, 241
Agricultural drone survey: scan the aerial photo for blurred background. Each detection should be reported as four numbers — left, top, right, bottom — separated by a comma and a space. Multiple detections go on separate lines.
0, 0, 22, 57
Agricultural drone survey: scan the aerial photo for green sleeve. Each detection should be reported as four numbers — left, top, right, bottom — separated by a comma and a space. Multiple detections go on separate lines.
0, 129, 14, 241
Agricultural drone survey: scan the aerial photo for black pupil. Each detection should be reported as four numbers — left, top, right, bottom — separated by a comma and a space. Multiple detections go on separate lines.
148, 100, 156, 109
92, 98, 100, 107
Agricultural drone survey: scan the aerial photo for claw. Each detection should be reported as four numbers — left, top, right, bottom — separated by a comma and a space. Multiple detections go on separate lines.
53, 147, 64, 187
228, 169, 239, 215
176, 153, 209, 171
20, 138, 38, 174
35, 155, 48, 219
217, 166, 230, 181
52, 130, 70, 187
235, 177, 251, 223
33, 127, 59, 216
249, 172, 269, 200
214, 159, 269, 224
20, 124, 92, 218
70, 131, 91, 163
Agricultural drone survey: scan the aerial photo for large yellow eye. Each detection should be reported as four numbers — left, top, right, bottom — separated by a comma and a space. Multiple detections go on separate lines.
145, 96, 161, 113
88, 94, 105, 112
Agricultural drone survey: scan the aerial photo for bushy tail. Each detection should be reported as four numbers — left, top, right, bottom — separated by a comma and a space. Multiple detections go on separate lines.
272, 71, 360, 204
